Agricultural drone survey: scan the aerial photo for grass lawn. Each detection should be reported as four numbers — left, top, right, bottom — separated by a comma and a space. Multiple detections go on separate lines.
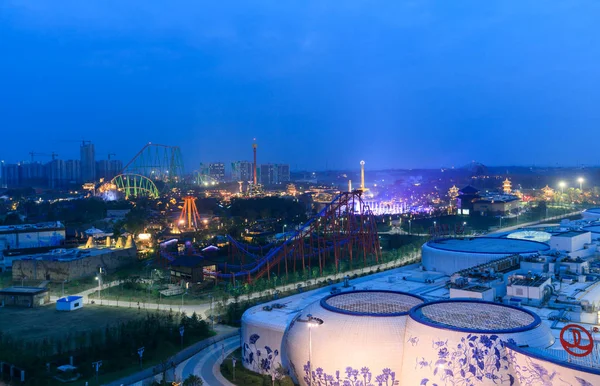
220, 348, 294, 386
94, 284, 216, 306
0, 271, 11, 288
0, 303, 154, 341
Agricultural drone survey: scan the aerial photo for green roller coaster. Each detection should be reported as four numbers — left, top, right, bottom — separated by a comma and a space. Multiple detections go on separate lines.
111, 174, 160, 199
120, 143, 184, 183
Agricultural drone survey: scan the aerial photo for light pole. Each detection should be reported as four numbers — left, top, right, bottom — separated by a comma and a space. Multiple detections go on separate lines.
559, 181, 566, 195
231, 357, 237, 381
463, 221, 467, 235
296, 313, 324, 386
95, 275, 103, 303
137, 347, 145, 369
208, 294, 214, 329
179, 326, 185, 348
92, 360, 102, 383
408, 220, 412, 235
180, 286, 188, 312
578, 177, 584, 191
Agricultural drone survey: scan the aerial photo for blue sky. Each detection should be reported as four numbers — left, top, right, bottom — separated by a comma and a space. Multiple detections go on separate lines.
1, 1, 599, 170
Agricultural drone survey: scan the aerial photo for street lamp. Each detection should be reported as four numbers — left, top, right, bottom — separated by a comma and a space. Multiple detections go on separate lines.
408, 220, 412, 235
208, 294, 214, 329
296, 314, 324, 386
92, 360, 102, 382
95, 275, 103, 303
578, 177, 584, 191
137, 347, 145, 369
559, 181, 566, 194
179, 326, 185, 348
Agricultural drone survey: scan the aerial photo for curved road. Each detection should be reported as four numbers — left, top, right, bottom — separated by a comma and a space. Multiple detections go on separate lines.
177, 336, 239, 385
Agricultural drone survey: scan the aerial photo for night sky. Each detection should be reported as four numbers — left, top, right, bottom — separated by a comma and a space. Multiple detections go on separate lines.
1, 1, 599, 171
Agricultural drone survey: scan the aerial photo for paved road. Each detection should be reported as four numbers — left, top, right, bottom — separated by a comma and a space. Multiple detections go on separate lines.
177, 335, 239, 385
62, 253, 421, 317
486, 211, 581, 236
105, 326, 238, 386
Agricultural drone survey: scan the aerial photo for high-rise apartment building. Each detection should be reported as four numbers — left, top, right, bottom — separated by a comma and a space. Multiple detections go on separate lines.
231, 161, 253, 182
47, 159, 67, 189
276, 164, 291, 183
1, 162, 20, 187
96, 159, 123, 181
65, 160, 81, 183
260, 163, 290, 185
260, 164, 275, 185
208, 162, 226, 182
80, 141, 96, 183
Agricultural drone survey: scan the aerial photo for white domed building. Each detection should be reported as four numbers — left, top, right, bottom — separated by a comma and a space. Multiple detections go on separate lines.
400, 299, 554, 385
284, 290, 425, 386
505, 230, 552, 244
422, 238, 550, 275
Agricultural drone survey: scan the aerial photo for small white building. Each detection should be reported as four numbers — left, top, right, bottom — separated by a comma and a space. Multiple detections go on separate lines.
56, 296, 83, 311
505, 275, 552, 306
549, 231, 591, 253
449, 285, 495, 301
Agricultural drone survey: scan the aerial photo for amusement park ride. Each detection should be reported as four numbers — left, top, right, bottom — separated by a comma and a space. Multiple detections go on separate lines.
97, 143, 184, 199
178, 196, 201, 230
161, 190, 381, 284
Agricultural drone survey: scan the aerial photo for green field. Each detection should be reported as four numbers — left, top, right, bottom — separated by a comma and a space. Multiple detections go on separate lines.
0, 304, 152, 342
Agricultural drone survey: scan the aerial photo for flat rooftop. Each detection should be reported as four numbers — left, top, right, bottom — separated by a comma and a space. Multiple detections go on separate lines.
462, 285, 493, 293
0, 222, 64, 233
0, 286, 48, 295
427, 237, 550, 253
582, 225, 600, 233
17, 246, 133, 262
553, 231, 590, 238
411, 301, 538, 331
510, 276, 549, 287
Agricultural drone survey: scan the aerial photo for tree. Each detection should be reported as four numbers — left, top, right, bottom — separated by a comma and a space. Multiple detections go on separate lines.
183, 374, 203, 386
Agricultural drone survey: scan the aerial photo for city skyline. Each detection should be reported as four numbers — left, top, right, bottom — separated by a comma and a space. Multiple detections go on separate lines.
2, 1, 600, 170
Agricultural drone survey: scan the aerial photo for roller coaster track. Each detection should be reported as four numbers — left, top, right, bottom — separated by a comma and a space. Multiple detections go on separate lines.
205, 191, 380, 283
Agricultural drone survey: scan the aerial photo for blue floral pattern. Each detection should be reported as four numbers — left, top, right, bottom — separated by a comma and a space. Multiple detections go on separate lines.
507, 347, 595, 386
302, 362, 399, 386
416, 334, 514, 386
242, 333, 280, 375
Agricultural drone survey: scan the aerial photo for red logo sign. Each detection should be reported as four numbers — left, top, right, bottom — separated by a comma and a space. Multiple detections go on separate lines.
559, 324, 594, 357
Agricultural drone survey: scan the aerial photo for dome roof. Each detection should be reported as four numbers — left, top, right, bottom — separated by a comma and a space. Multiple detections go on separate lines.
410, 300, 540, 333
321, 290, 423, 316
507, 230, 552, 243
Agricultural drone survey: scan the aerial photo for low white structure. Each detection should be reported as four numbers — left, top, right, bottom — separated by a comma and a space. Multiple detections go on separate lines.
422, 237, 550, 275
56, 296, 83, 311
549, 231, 592, 253
505, 275, 552, 306
450, 285, 495, 301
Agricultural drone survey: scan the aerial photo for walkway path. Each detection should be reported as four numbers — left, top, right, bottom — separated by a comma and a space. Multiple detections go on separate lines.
105, 325, 238, 386
176, 335, 238, 385
62, 253, 421, 317
486, 211, 581, 236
